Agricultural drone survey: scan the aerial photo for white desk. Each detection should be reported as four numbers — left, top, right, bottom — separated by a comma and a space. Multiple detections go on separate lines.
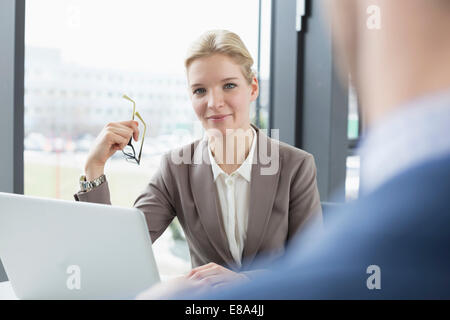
0, 274, 176, 300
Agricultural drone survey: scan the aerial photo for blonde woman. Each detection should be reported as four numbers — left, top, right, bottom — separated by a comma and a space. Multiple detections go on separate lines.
74, 30, 322, 287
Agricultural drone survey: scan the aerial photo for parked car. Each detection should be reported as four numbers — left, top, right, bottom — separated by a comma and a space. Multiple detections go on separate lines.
75, 134, 95, 152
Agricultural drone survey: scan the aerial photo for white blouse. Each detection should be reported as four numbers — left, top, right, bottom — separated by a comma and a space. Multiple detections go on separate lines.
207, 126, 257, 267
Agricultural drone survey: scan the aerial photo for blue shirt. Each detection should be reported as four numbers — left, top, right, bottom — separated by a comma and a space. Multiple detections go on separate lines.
358, 90, 450, 194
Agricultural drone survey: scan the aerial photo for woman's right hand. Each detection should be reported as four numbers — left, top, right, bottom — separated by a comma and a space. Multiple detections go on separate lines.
84, 120, 140, 180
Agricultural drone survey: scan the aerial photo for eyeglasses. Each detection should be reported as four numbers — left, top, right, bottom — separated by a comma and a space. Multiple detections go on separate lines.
122, 94, 146, 165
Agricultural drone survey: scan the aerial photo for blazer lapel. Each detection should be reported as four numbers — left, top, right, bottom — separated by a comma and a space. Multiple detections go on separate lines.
242, 126, 282, 265
189, 139, 235, 266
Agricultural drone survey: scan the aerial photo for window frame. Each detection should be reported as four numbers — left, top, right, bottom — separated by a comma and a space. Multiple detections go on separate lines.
0, 0, 25, 282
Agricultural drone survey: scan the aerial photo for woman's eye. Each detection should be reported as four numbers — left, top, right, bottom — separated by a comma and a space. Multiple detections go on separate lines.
224, 83, 237, 89
193, 88, 206, 95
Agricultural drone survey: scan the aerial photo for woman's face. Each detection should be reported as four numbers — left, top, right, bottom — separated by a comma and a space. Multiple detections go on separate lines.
187, 53, 259, 137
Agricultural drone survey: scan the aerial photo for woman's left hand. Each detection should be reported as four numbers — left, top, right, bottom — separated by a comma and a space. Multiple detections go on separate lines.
187, 262, 250, 288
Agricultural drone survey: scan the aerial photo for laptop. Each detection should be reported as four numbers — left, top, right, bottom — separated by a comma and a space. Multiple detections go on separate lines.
0, 192, 160, 299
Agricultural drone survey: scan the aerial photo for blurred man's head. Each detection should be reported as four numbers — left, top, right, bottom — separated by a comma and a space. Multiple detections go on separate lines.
327, 0, 450, 128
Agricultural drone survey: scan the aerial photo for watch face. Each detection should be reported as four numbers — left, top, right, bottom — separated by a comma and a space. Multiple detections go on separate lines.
80, 181, 89, 191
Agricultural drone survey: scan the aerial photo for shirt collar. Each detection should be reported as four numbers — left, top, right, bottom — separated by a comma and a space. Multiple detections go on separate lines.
208, 126, 257, 182
358, 89, 450, 194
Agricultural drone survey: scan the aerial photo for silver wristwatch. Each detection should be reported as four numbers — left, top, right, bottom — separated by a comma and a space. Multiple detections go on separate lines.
79, 174, 106, 192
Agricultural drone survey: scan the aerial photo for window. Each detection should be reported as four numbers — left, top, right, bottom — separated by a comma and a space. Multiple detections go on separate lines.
24, 0, 264, 278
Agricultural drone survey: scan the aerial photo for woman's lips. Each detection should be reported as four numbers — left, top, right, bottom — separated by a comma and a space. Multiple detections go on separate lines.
207, 114, 231, 122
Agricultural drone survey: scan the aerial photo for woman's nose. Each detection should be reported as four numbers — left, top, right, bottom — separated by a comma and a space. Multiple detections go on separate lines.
207, 89, 224, 109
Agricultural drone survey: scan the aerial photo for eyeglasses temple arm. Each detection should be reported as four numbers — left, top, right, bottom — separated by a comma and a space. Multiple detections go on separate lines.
122, 94, 136, 120
135, 111, 147, 162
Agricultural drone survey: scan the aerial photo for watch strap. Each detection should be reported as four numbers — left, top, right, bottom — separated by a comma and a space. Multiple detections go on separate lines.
79, 174, 106, 192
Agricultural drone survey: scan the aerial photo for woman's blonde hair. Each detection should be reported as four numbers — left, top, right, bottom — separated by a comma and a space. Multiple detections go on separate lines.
185, 30, 256, 84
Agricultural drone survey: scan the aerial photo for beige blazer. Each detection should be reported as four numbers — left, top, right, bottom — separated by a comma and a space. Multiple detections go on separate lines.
74, 125, 322, 273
